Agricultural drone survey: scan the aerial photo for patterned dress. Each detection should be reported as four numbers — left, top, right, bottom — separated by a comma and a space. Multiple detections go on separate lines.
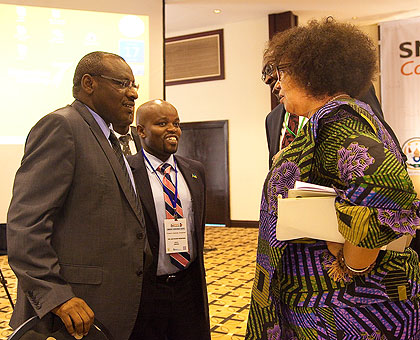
246, 99, 420, 340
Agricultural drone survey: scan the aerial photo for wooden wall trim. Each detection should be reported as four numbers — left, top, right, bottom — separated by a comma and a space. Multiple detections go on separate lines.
229, 220, 259, 228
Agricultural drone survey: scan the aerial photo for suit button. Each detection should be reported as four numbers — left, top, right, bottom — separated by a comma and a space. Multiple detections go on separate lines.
136, 270, 143, 276
136, 232, 144, 240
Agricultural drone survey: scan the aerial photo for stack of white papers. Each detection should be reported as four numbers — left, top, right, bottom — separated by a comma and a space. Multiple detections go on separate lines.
288, 181, 336, 198
276, 181, 410, 252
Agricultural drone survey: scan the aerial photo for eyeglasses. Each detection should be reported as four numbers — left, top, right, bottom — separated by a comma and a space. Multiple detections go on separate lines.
92, 74, 139, 91
261, 63, 276, 82
276, 63, 291, 83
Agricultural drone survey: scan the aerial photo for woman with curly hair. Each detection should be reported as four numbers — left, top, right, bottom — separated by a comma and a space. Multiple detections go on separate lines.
246, 19, 420, 340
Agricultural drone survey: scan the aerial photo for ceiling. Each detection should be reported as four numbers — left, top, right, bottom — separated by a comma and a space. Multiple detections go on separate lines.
165, 0, 420, 34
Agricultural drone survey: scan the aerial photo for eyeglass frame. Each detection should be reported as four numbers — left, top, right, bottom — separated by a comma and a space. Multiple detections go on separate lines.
261, 63, 276, 82
275, 63, 291, 83
90, 74, 139, 91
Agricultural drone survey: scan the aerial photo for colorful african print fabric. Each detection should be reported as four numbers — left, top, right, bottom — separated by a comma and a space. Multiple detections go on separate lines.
246, 98, 420, 340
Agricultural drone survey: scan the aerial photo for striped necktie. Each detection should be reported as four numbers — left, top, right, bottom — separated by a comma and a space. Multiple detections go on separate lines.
158, 163, 190, 270
281, 112, 299, 149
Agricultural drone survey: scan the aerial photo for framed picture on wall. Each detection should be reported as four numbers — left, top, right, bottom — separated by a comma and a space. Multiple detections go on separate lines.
165, 29, 225, 85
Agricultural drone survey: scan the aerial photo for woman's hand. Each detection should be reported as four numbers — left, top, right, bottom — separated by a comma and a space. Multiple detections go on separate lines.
326, 241, 343, 257
343, 242, 380, 270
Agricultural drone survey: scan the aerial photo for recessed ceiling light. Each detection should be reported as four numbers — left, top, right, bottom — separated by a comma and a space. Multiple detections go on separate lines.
213, 9, 222, 14
352, 16, 357, 20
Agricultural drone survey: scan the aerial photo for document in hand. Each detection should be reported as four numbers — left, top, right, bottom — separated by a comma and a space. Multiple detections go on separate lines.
276, 182, 344, 243
276, 181, 410, 252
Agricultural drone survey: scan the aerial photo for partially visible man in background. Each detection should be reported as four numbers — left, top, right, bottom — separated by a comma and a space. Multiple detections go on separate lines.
261, 50, 404, 168
113, 121, 142, 156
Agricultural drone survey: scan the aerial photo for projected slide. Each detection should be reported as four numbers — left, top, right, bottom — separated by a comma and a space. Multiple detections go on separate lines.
1, 4, 149, 144
0, 4, 150, 223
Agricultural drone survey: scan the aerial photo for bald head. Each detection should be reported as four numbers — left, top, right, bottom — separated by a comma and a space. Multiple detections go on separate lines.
136, 99, 181, 161
136, 99, 176, 126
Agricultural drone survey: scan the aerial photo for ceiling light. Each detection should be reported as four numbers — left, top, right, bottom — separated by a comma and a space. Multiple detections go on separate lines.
352, 16, 358, 20
213, 9, 222, 14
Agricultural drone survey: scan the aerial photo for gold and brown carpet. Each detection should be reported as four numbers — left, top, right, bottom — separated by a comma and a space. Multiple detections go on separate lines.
0, 226, 258, 339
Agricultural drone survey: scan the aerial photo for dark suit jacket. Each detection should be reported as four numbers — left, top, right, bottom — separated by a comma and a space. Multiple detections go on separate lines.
265, 85, 404, 168
128, 152, 211, 338
7, 100, 146, 340
130, 126, 142, 152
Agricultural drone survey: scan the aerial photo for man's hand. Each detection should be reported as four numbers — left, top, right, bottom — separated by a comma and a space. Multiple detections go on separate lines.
51, 297, 94, 337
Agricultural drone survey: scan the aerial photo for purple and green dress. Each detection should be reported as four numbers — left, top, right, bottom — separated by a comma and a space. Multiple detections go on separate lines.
246, 98, 420, 340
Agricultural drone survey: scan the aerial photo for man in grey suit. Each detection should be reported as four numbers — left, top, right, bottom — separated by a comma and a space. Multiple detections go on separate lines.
7, 51, 146, 339
127, 100, 211, 340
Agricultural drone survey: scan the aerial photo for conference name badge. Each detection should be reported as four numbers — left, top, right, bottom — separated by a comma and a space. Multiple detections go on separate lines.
164, 218, 188, 253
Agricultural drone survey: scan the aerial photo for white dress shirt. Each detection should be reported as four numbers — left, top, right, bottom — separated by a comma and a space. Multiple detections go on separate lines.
142, 150, 196, 275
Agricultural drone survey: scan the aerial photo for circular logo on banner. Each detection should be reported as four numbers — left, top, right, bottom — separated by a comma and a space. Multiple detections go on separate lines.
402, 137, 420, 170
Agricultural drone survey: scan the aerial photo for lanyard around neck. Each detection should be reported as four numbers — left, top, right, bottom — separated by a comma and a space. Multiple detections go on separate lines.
142, 149, 179, 212
284, 111, 305, 138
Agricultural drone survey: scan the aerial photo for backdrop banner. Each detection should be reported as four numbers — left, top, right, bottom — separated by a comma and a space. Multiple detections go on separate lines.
380, 17, 420, 194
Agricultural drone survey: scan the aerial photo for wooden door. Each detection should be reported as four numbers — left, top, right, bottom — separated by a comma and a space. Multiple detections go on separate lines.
177, 120, 230, 226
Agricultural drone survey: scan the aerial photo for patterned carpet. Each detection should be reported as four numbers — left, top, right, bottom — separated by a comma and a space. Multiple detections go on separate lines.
0, 226, 258, 339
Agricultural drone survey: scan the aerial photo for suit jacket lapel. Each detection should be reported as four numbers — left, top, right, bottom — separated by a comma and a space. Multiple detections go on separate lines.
175, 156, 203, 243
130, 126, 142, 153
274, 105, 286, 153
129, 152, 159, 230
72, 100, 144, 225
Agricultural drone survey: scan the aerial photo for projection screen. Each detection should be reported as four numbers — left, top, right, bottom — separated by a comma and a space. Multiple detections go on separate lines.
0, 2, 160, 222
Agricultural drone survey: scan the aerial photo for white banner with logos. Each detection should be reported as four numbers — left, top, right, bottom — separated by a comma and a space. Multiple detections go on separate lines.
380, 17, 420, 194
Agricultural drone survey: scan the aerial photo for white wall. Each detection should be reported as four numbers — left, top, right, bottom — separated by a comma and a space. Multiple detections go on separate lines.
166, 17, 271, 221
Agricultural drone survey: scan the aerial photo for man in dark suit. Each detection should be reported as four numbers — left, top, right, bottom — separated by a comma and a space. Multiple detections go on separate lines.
262, 58, 403, 168
127, 99, 211, 340
7, 51, 146, 339
113, 122, 142, 155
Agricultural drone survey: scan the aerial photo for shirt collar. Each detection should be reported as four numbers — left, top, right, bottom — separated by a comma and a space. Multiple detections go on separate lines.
114, 126, 135, 139
84, 104, 111, 138
114, 130, 132, 139
143, 150, 176, 173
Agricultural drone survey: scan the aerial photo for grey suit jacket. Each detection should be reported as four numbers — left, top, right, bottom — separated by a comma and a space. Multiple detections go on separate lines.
7, 100, 146, 340
128, 151, 211, 339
